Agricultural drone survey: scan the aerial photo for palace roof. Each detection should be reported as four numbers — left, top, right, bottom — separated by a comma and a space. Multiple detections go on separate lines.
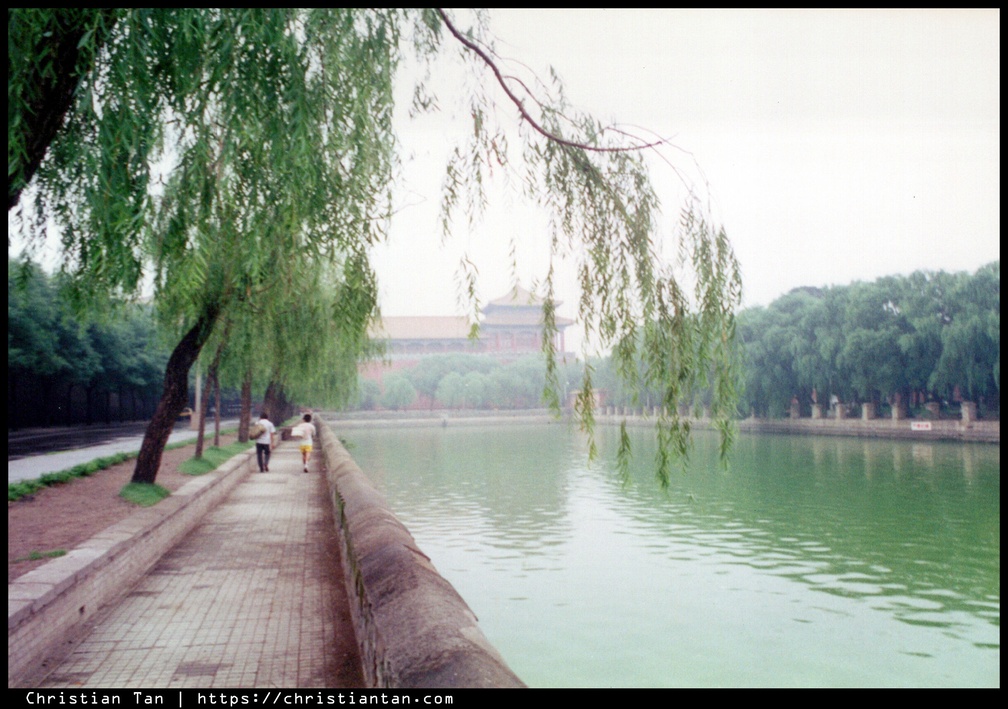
371, 316, 472, 341
372, 287, 572, 341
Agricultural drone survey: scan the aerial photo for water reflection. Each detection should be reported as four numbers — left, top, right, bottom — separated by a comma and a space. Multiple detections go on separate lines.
345, 423, 999, 687
614, 429, 999, 636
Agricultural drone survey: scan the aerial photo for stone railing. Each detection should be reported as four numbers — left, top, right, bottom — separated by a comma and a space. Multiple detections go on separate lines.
317, 418, 525, 688
592, 407, 999, 444
734, 416, 999, 443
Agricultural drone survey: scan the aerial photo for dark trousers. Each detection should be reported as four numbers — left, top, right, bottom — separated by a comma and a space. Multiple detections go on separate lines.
256, 443, 271, 471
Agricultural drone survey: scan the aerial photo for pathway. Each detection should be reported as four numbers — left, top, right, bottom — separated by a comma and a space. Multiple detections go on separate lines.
33, 442, 364, 688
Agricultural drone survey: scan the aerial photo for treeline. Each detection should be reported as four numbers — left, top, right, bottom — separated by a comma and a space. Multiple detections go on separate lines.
7, 258, 303, 431
357, 354, 584, 411
737, 262, 999, 418
13, 257, 1000, 427
355, 263, 999, 421
8, 260, 171, 428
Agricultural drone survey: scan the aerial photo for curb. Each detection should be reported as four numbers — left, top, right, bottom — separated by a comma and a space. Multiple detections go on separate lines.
7, 448, 255, 687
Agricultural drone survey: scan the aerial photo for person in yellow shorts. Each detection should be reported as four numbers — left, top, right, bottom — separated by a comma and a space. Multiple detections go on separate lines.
294, 413, 317, 473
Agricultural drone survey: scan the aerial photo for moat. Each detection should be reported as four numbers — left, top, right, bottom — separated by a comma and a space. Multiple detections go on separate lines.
344, 422, 999, 687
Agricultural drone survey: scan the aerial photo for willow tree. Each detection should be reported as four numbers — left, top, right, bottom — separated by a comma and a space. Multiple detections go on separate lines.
256, 252, 381, 413
200, 248, 379, 446
10, 8, 742, 487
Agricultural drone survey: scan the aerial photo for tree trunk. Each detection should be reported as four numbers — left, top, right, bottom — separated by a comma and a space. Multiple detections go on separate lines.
202, 322, 230, 451
268, 379, 298, 423
9, 9, 118, 210
238, 368, 253, 442
195, 346, 223, 458
197, 371, 213, 459
131, 310, 218, 484
213, 368, 222, 448
262, 378, 293, 423
263, 379, 278, 420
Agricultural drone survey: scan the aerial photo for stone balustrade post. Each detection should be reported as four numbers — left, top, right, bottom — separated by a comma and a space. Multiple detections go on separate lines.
961, 401, 977, 426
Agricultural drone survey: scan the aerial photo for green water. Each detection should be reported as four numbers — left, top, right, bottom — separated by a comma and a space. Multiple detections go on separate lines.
344, 422, 1000, 688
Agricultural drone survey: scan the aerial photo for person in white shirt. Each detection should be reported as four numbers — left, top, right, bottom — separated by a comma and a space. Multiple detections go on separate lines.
254, 412, 277, 472
294, 413, 317, 473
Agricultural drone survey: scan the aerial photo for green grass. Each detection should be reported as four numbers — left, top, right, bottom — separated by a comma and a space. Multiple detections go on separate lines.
8, 451, 134, 502
119, 482, 171, 507
8, 427, 242, 503
13, 549, 68, 563
177, 441, 254, 476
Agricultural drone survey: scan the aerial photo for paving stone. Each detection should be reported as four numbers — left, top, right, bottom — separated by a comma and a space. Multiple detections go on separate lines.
36, 445, 364, 688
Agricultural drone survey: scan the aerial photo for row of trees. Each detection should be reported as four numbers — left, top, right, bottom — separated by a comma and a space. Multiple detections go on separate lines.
8, 259, 170, 428
13, 251, 997, 432
350, 263, 999, 421
736, 263, 1000, 419
358, 354, 584, 411
9, 9, 742, 486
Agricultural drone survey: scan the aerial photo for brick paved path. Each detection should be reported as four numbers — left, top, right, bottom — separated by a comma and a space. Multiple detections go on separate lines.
37, 443, 364, 688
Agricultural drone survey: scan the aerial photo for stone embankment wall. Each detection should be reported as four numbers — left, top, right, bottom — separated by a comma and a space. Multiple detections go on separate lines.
325, 407, 999, 445
733, 416, 999, 443
317, 418, 525, 688
594, 408, 999, 444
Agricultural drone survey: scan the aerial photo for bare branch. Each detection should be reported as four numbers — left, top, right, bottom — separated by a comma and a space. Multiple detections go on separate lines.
437, 8, 664, 155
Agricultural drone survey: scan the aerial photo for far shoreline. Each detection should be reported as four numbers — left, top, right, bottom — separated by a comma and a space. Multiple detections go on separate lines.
320, 408, 1000, 445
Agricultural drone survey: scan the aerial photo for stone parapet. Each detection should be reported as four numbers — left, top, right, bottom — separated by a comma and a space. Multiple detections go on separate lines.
323, 410, 1000, 445
961, 401, 979, 425
318, 419, 525, 688
731, 417, 1000, 444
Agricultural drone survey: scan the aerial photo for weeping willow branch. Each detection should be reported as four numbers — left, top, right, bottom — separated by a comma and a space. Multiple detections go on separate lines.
437, 8, 664, 155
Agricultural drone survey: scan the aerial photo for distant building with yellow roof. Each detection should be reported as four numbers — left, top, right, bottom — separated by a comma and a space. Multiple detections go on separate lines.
370, 286, 574, 359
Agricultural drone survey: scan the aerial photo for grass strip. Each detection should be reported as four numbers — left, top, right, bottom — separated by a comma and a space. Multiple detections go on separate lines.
13, 549, 68, 563
119, 482, 171, 507
8, 451, 135, 502
177, 441, 254, 476
7, 427, 240, 502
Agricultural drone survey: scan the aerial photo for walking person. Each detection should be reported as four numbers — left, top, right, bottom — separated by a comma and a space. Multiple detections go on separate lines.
293, 413, 317, 473
253, 412, 277, 472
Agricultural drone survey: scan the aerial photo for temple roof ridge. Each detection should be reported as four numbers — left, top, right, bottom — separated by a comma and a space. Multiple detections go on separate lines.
486, 284, 561, 309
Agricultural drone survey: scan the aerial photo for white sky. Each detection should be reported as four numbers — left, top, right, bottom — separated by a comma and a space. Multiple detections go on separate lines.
374, 9, 1000, 349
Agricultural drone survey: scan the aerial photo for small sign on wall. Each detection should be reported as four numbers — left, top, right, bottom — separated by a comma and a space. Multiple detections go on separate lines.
911, 421, 932, 431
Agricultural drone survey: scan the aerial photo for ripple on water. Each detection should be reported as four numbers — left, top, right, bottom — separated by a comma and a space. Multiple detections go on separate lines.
348, 425, 1000, 688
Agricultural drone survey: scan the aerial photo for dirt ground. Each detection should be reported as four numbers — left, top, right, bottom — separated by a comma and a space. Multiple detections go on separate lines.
8, 435, 238, 584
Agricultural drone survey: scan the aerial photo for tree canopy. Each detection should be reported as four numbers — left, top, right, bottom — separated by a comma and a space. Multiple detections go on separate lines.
7, 258, 170, 428
737, 263, 1000, 418
9, 8, 742, 486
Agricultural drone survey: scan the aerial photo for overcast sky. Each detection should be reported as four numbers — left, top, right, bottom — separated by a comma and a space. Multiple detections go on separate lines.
374, 8, 1000, 349
9, 10, 998, 354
